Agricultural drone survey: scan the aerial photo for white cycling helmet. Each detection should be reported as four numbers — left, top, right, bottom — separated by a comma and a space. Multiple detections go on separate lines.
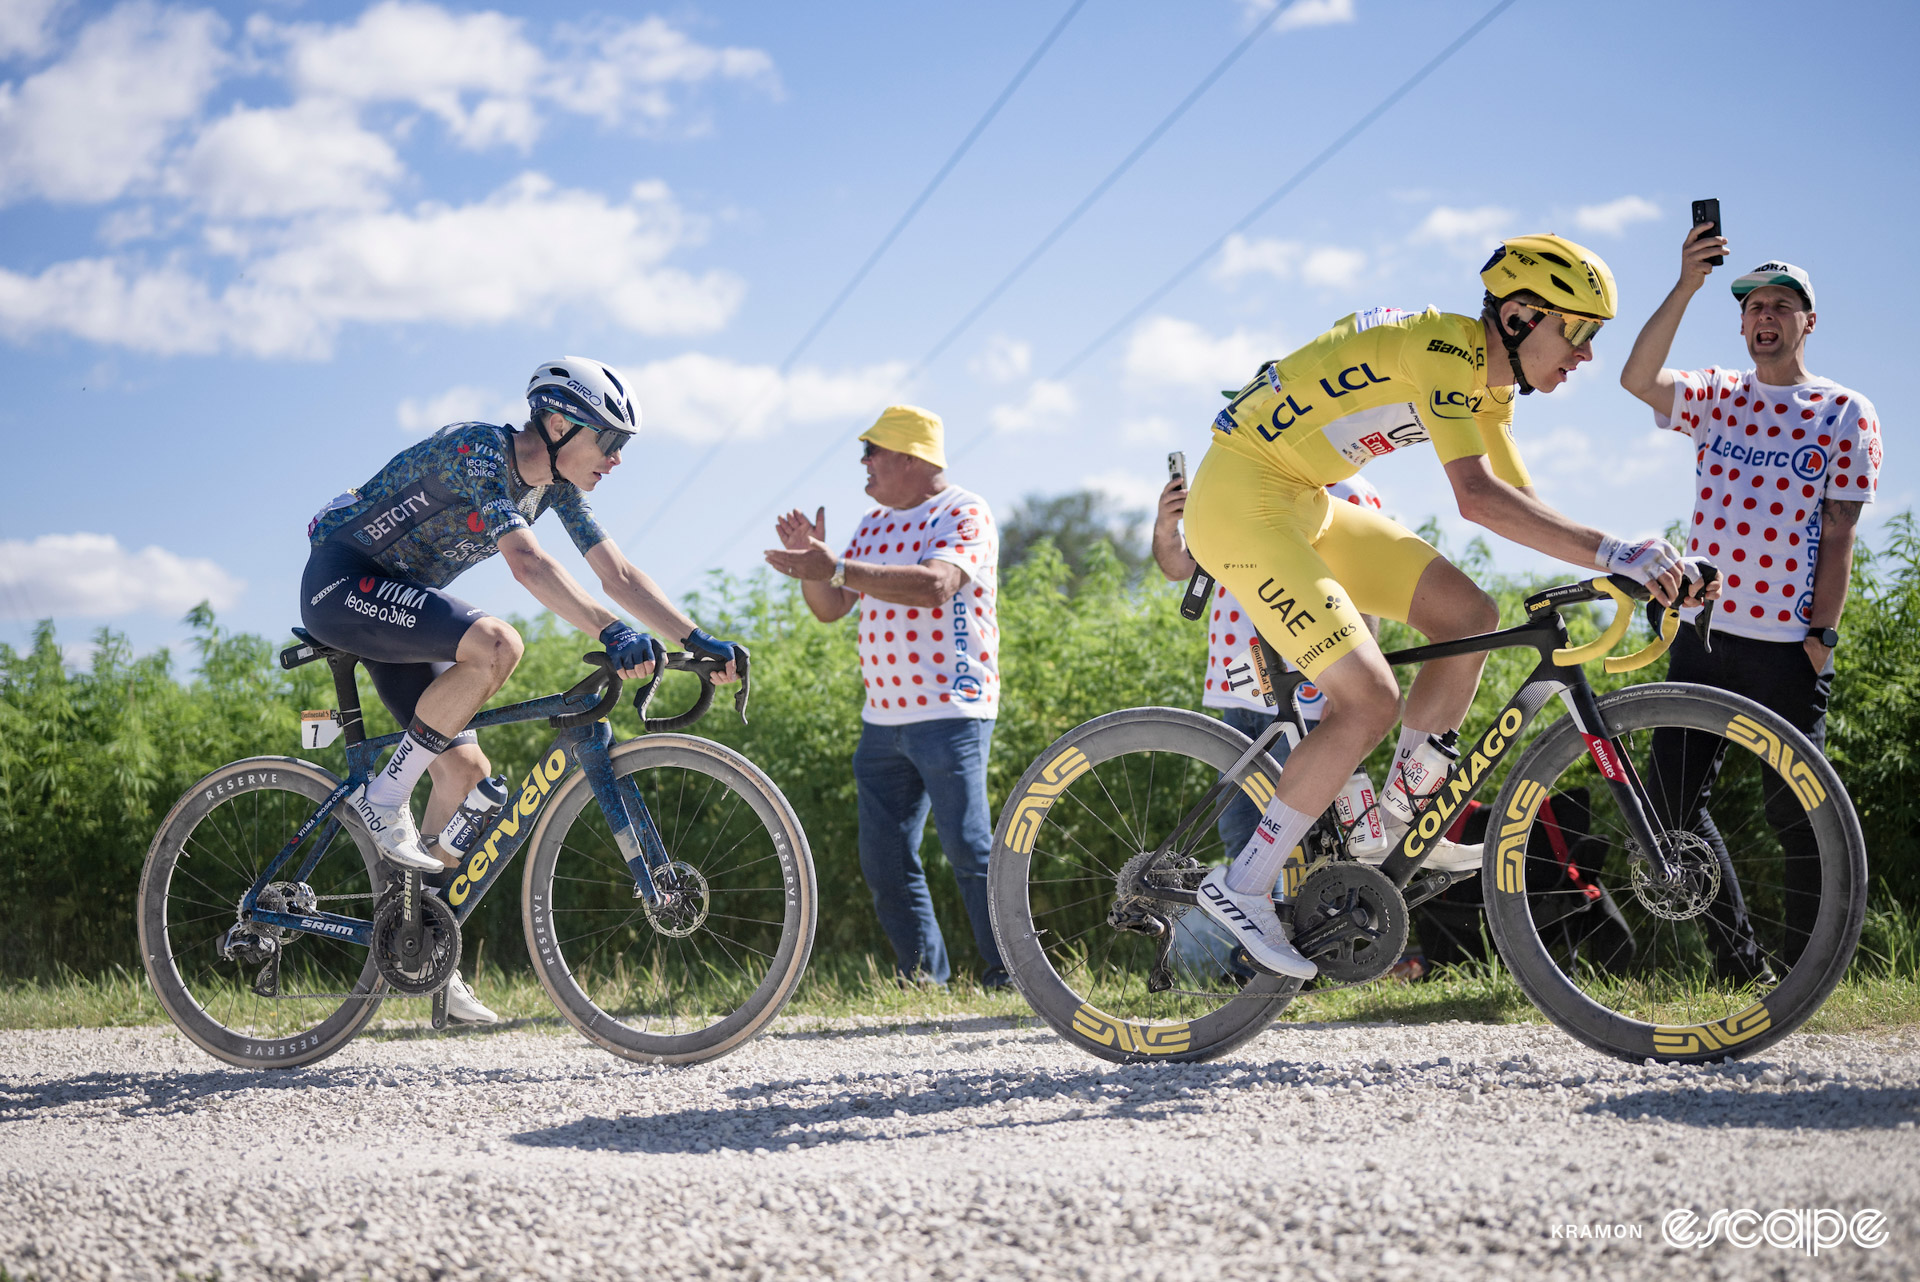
526, 356, 639, 474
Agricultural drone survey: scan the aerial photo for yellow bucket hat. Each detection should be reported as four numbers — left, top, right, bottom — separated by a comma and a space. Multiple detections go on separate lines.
859, 404, 947, 469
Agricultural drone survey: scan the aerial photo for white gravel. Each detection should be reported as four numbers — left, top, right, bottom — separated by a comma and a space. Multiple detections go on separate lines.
2, 1015, 1916, 1280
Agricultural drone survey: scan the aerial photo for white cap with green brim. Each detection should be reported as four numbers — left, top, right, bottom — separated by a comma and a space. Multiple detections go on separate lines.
1730, 261, 1814, 310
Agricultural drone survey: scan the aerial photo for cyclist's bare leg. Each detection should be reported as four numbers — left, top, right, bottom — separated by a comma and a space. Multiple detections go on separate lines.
413, 617, 523, 742
1401, 557, 1500, 735
1267, 640, 1402, 819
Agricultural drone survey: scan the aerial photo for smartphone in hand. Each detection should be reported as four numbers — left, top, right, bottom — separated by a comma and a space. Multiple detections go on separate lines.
1691, 198, 1724, 267
1167, 451, 1187, 486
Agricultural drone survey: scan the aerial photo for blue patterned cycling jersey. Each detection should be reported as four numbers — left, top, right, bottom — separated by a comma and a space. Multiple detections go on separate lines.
307, 422, 608, 588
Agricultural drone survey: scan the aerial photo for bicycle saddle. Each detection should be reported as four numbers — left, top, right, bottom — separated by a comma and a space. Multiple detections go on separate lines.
279, 627, 355, 670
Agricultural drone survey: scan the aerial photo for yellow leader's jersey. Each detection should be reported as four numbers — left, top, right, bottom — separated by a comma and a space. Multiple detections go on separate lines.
1209, 306, 1530, 489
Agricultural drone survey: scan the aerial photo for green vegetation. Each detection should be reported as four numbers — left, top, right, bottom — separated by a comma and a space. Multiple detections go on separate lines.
3, 513, 1918, 1028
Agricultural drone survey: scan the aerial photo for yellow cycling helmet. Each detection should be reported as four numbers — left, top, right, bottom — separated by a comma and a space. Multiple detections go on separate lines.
1480, 233, 1618, 320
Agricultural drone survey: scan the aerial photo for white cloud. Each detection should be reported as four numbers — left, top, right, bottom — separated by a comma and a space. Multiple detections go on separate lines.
1526, 425, 1689, 489
1121, 416, 1179, 445
172, 99, 403, 219
0, 2, 228, 205
1410, 204, 1513, 249
1213, 234, 1366, 290
1244, 0, 1358, 32
266, 2, 774, 150
989, 379, 1077, 434
397, 384, 523, 434
1573, 195, 1661, 238
0, 0, 67, 60
969, 335, 1031, 384
0, 174, 743, 357
0, 532, 243, 618
630, 352, 905, 441
1123, 315, 1277, 391
1082, 469, 1165, 513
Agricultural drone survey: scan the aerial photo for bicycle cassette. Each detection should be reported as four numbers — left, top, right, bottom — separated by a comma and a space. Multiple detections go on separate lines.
370, 889, 461, 995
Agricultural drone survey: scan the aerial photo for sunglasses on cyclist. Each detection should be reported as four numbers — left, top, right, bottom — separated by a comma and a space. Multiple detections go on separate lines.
563, 414, 633, 457
1519, 305, 1605, 349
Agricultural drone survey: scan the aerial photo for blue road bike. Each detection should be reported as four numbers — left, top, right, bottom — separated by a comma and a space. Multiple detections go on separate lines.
138, 633, 816, 1068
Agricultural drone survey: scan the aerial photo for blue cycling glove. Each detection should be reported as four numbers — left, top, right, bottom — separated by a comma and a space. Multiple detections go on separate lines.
682, 627, 738, 666
599, 620, 664, 673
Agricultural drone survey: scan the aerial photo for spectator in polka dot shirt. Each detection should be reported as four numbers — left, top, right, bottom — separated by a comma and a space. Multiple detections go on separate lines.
1622, 230, 1880, 976
765, 405, 1006, 989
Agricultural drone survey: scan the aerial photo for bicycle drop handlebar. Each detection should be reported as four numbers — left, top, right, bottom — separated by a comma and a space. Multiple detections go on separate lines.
546, 647, 753, 732
1525, 563, 1720, 673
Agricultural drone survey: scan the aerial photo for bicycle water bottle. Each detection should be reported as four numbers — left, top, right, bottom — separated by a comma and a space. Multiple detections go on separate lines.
1383, 732, 1461, 824
438, 776, 509, 858
1334, 771, 1390, 858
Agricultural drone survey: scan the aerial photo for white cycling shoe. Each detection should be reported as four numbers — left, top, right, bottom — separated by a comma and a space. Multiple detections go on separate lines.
347, 785, 441, 872
1366, 817, 1484, 874
1196, 867, 1316, 979
445, 972, 499, 1024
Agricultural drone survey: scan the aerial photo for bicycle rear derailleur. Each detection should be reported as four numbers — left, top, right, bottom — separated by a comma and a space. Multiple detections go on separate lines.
370, 868, 461, 995
1109, 851, 1206, 993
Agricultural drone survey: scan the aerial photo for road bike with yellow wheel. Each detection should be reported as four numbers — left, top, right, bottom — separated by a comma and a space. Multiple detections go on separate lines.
987, 569, 1865, 1065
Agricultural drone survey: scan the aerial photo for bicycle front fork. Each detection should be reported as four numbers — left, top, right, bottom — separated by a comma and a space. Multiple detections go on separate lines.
573, 720, 675, 904
1558, 681, 1680, 885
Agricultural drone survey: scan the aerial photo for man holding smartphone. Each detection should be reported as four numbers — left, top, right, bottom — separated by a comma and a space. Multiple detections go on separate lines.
1620, 222, 1881, 974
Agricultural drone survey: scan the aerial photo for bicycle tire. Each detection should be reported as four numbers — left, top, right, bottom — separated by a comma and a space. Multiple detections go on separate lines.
988, 707, 1304, 1064
138, 757, 386, 1068
1484, 683, 1866, 1064
523, 733, 815, 1065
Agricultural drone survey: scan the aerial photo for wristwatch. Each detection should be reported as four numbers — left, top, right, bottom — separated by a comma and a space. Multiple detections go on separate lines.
829, 557, 848, 589
1807, 626, 1839, 648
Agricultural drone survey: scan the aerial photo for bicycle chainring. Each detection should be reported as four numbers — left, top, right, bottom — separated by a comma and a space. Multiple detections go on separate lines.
1291, 862, 1409, 985
1629, 830, 1721, 922
642, 862, 710, 938
370, 889, 461, 995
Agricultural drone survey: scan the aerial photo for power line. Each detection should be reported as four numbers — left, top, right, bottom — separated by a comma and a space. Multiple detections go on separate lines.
1049, 0, 1523, 383
944, 0, 1523, 471
688, 1, 1308, 586
630, 0, 1088, 545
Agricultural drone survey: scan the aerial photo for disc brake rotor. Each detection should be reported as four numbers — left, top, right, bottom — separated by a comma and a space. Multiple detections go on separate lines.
643, 861, 710, 938
1630, 830, 1721, 922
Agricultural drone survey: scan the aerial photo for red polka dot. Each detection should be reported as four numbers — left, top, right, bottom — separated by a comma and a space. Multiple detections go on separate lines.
1690, 539, 1700, 551
1789, 534, 1801, 546
1728, 574, 1742, 586
1817, 434, 1831, 446
917, 695, 927, 705
1759, 555, 1773, 568
886, 609, 896, 619
1793, 428, 1805, 440
1744, 424, 1757, 436
1775, 404, 1788, 414
1769, 502, 1783, 515
1778, 611, 1792, 622
1776, 477, 1789, 490
932, 630, 944, 641
1729, 468, 1742, 480
1782, 583, 1794, 597
1751, 606, 1765, 618
1735, 396, 1747, 407
1763, 527, 1777, 541
939, 693, 951, 703
1802, 409, 1815, 419
1836, 474, 1850, 487
1225, 633, 1237, 646
908, 652, 920, 663
1756, 581, 1770, 593
1802, 485, 1816, 498
1708, 542, 1720, 555
1736, 522, 1750, 535
1713, 518, 1726, 530
1700, 488, 1713, 500
1721, 600, 1736, 613
1743, 498, 1757, 510
1732, 550, 1746, 562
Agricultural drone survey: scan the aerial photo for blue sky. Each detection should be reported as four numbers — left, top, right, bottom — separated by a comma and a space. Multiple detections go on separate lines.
2, 0, 1914, 659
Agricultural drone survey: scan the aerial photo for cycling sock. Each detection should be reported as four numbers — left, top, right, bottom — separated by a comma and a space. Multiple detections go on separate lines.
1226, 798, 1315, 898
365, 717, 450, 808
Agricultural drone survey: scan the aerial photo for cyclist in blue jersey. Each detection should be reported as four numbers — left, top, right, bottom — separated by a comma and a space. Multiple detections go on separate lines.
301, 357, 740, 1021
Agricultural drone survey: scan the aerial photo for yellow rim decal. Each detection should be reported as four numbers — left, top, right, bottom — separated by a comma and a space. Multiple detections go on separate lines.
1239, 770, 1275, 808
1652, 1001, 1771, 1056
1070, 1004, 1192, 1055
1494, 778, 1550, 895
1005, 746, 1091, 855
1725, 714, 1827, 811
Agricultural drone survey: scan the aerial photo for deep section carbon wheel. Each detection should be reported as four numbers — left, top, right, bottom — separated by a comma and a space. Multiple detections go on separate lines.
1484, 684, 1866, 1064
988, 707, 1304, 1063
523, 734, 815, 1065
139, 757, 385, 1068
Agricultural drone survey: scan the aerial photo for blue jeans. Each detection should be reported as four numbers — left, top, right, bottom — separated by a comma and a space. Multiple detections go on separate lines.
853, 717, 1004, 986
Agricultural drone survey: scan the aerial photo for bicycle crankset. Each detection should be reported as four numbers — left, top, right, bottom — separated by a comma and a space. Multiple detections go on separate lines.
370, 871, 461, 995
1290, 862, 1409, 985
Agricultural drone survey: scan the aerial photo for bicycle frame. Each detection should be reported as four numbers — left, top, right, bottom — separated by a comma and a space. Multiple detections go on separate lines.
239, 651, 674, 948
1145, 585, 1679, 910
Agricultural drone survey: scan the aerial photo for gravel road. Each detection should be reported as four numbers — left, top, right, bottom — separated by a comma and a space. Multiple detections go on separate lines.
2, 1014, 1916, 1281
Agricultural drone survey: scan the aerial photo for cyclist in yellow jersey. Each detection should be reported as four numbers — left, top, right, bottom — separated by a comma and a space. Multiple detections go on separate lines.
1185, 234, 1714, 978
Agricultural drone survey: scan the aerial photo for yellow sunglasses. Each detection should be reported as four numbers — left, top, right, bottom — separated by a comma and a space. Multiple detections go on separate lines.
1521, 305, 1605, 348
